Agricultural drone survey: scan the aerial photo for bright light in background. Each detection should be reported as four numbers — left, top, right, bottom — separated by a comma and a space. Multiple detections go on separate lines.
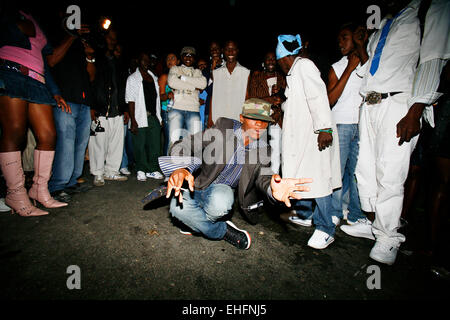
101, 18, 111, 30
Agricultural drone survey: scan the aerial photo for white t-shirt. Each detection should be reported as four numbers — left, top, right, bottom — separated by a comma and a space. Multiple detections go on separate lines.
331, 56, 363, 124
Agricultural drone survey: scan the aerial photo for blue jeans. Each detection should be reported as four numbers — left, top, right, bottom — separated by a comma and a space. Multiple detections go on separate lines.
49, 102, 91, 193
292, 194, 335, 236
161, 109, 170, 156
168, 109, 202, 146
169, 184, 234, 240
331, 124, 364, 222
120, 124, 134, 169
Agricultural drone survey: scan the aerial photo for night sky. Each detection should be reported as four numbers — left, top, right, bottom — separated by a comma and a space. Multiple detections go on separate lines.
15, 0, 379, 74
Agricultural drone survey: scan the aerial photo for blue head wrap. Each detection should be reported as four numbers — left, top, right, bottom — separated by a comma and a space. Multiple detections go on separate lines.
276, 34, 302, 60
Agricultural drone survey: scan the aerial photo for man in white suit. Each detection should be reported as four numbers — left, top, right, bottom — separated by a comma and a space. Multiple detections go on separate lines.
345, 0, 449, 265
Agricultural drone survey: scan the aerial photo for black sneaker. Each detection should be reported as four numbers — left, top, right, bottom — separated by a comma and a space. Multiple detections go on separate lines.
222, 221, 251, 250
50, 190, 71, 203
64, 183, 93, 195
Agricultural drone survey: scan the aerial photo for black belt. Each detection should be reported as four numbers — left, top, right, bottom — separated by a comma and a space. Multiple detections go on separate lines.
364, 91, 402, 105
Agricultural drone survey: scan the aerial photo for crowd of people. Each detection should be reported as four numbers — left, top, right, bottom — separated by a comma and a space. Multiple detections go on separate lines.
0, 0, 449, 270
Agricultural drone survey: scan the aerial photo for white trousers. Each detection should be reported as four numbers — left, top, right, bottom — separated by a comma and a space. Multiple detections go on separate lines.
356, 93, 418, 246
88, 115, 124, 176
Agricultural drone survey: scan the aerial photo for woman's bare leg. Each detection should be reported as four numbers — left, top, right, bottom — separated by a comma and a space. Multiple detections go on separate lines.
0, 96, 28, 151
28, 103, 56, 151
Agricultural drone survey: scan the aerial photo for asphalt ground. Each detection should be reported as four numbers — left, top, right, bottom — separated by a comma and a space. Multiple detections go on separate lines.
0, 165, 448, 315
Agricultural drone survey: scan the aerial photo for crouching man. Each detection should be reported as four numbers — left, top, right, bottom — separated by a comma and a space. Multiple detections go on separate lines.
159, 98, 312, 250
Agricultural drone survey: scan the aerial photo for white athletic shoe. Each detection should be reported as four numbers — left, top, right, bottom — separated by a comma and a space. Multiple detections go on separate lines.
137, 171, 147, 181
104, 173, 128, 181
119, 167, 131, 175
369, 241, 399, 265
146, 171, 164, 179
340, 218, 375, 240
93, 175, 105, 186
307, 229, 335, 250
288, 215, 312, 227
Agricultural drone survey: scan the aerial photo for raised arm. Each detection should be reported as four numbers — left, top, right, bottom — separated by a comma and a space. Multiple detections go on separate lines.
327, 53, 360, 107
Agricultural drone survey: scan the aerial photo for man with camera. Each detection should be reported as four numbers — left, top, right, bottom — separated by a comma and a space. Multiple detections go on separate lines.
88, 28, 128, 186
47, 23, 96, 202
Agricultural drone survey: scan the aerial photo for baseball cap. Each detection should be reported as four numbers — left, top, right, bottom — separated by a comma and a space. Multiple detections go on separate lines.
181, 46, 196, 56
241, 98, 274, 123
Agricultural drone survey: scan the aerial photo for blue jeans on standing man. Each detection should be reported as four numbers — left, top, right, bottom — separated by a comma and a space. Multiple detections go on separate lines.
120, 123, 134, 170
331, 123, 364, 222
161, 109, 170, 156
170, 184, 234, 239
49, 102, 91, 193
168, 108, 202, 147
292, 194, 336, 236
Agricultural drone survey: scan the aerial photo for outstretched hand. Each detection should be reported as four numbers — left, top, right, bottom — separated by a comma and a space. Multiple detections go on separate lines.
166, 168, 195, 203
270, 174, 313, 207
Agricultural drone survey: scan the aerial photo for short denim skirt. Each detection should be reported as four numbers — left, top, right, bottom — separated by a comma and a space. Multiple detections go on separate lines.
0, 67, 56, 106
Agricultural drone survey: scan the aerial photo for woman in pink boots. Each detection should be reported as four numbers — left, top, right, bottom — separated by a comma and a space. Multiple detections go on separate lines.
0, 8, 69, 216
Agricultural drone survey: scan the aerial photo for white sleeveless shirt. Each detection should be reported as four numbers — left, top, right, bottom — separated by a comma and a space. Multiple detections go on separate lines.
211, 63, 250, 122
331, 56, 363, 124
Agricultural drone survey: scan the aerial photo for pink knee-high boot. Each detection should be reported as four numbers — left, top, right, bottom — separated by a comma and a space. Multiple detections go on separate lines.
0, 151, 48, 216
28, 150, 68, 208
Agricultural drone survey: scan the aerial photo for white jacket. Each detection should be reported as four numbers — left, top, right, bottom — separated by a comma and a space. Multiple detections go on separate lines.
168, 64, 206, 112
281, 57, 341, 199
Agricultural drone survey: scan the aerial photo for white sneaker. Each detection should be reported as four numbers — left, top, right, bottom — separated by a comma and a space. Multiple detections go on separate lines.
137, 171, 147, 181
340, 218, 375, 240
119, 167, 131, 175
104, 173, 128, 181
369, 241, 399, 265
288, 215, 312, 227
307, 229, 335, 249
93, 175, 105, 186
0, 198, 11, 212
146, 171, 164, 179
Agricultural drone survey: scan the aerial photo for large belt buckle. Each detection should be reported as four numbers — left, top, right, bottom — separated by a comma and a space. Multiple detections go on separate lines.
366, 91, 382, 105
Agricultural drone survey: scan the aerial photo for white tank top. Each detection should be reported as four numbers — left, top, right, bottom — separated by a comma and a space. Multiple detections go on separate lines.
331, 56, 363, 124
211, 63, 250, 122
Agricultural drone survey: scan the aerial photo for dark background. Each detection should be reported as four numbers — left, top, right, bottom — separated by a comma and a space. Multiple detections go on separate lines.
15, 0, 379, 76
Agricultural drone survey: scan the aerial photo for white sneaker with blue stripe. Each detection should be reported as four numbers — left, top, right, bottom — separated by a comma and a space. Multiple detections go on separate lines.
307, 229, 334, 249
